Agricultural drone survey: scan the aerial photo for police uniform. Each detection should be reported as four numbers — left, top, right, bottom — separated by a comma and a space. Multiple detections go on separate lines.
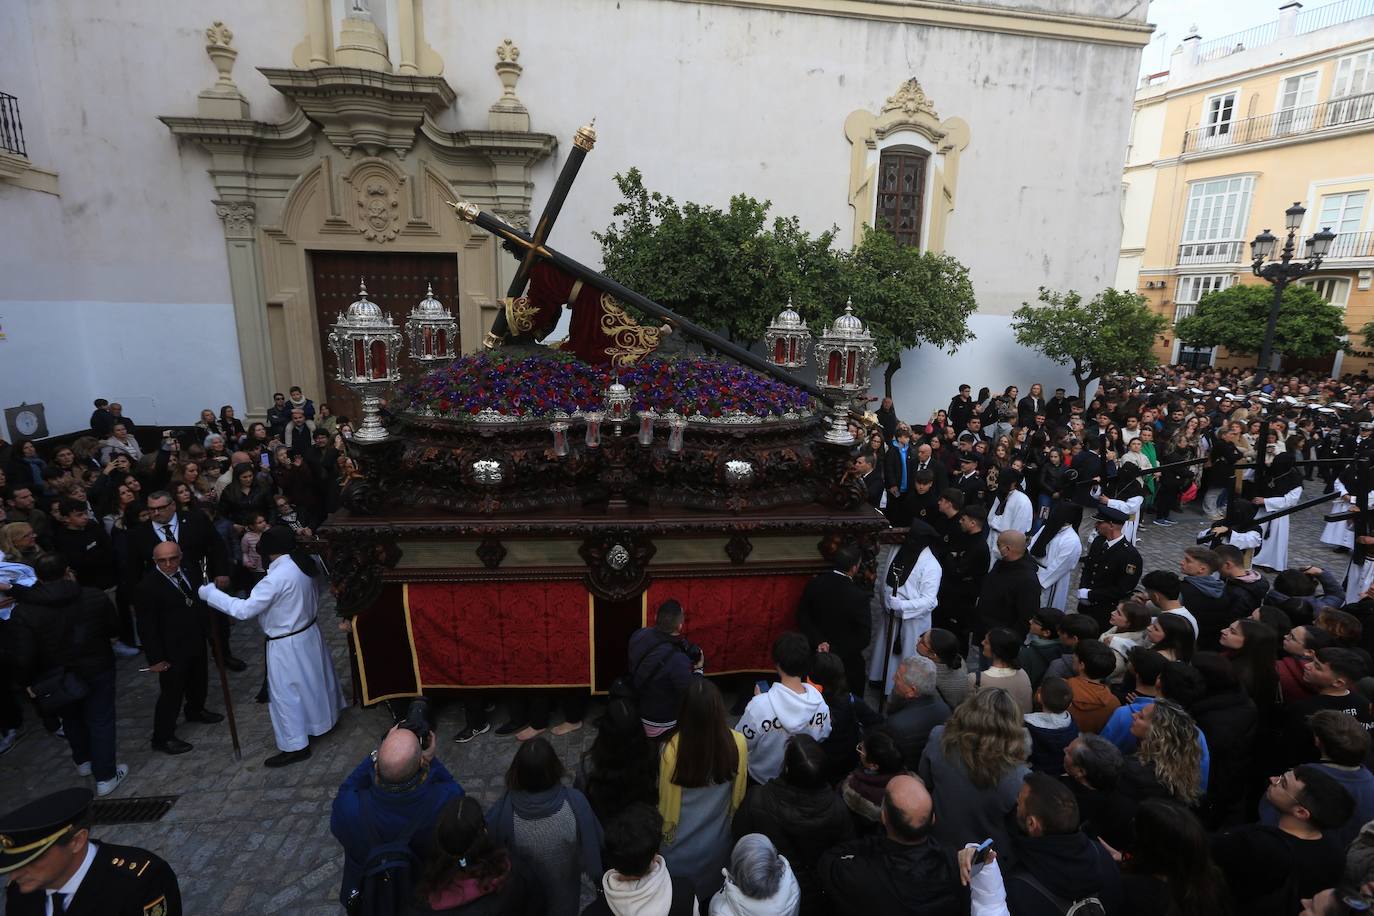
0, 788, 181, 916
1076, 506, 1142, 626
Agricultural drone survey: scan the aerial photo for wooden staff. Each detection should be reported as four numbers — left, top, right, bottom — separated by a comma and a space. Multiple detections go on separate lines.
202, 559, 242, 761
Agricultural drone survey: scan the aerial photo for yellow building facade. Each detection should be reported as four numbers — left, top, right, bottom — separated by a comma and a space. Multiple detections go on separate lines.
1119, 0, 1374, 375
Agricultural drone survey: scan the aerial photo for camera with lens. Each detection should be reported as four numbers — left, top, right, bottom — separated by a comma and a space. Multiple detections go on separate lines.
399, 697, 431, 750
679, 638, 703, 667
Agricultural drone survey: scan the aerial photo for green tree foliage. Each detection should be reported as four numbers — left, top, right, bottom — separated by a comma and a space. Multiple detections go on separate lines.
1174, 282, 1349, 360
593, 168, 844, 346
1012, 287, 1168, 402
844, 226, 977, 396
1359, 320, 1374, 351
595, 168, 977, 393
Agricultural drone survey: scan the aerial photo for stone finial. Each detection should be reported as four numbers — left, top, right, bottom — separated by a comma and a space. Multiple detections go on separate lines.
198, 21, 250, 118
489, 38, 529, 132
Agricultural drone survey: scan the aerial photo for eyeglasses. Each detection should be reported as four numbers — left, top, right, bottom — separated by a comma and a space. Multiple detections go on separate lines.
147, 503, 173, 511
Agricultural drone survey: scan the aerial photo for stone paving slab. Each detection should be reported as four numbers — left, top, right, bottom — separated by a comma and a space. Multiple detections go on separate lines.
0, 480, 1345, 913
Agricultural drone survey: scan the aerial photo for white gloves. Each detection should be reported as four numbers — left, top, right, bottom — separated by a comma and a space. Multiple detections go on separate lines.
197, 584, 216, 601
1077, 588, 1090, 600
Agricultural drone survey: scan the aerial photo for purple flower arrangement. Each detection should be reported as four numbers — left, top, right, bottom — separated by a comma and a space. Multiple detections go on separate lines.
401, 352, 812, 419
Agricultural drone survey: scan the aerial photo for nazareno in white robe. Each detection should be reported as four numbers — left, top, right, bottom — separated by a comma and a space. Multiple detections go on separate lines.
1321, 478, 1356, 549
1253, 486, 1303, 571
986, 489, 1034, 570
1034, 526, 1083, 611
201, 554, 347, 752
869, 546, 941, 693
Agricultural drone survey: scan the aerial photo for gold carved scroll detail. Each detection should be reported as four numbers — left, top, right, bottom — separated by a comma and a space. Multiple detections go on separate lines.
599, 294, 660, 367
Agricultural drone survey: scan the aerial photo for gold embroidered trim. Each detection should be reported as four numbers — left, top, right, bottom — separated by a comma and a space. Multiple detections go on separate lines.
599, 294, 660, 367
504, 296, 540, 336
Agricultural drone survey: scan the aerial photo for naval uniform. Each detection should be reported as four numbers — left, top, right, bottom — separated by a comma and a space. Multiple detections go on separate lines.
1076, 534, 1142, 626
5, 841, 182, 916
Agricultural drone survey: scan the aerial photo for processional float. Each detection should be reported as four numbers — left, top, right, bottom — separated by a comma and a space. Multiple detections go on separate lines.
318, 123, 889, 703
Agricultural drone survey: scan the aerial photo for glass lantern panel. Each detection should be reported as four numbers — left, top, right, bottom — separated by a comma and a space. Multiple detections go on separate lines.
828, 351, 841, 385
423, 327, 434, 356
788, 338, 797, 363
353, 339, 366, 380
774, 338, 785, 362
437, 329, 447, 355
370, 339, 388, 380
846, 350, 857, 385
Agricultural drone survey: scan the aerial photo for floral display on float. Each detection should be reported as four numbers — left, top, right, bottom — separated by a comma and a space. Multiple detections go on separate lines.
400, 351, 813, 420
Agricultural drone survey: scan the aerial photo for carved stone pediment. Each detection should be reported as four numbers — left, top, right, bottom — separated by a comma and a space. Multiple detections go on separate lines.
259, 66, 457, 158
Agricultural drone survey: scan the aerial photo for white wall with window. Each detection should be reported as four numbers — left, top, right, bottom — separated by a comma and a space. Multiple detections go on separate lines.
1179, 175, 1254, 264
1276, 71, 1318, 133
1331, 49, 1374, 123
1200, 89, 1239, 145
1302, 275, 1353, 309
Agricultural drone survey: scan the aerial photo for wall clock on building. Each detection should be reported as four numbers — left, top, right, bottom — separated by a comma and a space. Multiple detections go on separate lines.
5, 403, 48, 440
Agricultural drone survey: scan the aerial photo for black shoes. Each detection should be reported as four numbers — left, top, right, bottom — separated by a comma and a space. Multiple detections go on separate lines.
152, 738, 194, 755
494, 721, 525, 737
263, 747, 311, 768
224, 656, 248, 673
454, 723, 491, 743
185, 709, 224, 724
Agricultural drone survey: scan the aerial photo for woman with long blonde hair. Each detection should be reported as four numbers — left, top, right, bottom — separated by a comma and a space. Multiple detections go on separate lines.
1124, 700, 1204, 807
918, 687, 1030, 856
0, 523, 41, 564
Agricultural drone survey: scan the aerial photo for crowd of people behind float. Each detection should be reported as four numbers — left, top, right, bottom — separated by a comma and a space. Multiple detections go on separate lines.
4, 364, 1374, 915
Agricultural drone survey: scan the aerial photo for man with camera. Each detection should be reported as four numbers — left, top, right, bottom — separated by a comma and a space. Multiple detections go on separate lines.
625, 599, 703, 738
330, 711, 463, 912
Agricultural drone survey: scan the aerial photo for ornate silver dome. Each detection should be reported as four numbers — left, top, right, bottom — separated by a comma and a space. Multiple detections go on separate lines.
829, 298, 866, 337
410, 283, 451, 319
342, 280, 392, 327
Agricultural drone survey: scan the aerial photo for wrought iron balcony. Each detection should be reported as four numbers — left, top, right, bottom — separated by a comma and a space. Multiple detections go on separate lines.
0, 92, 25, 157
1177, 240, 1245, 265
1182, 91, 1374, 154
1298, 229, 1374, 260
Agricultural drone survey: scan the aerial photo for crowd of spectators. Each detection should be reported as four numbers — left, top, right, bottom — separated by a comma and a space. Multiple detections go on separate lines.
11, 363, 1374, 915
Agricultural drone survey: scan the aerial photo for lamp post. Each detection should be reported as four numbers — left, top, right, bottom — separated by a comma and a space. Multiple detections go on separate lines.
1250, 202, 1336, 387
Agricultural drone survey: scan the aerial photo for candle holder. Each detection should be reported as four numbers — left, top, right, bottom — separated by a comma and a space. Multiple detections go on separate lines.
327, 280, 403, 443
404, 283, 459, 362
666, 413, 687, 453
550, 414, 570, 458
637, 410, 658, 447
584, 412, 603, 449
813, 299, 876, 446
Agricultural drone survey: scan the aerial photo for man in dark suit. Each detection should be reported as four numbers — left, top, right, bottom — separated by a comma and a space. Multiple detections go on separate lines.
936, 505, 991, 648
913, 442, 948, 493
853, 453, 885, 510
138, 542, 223, 754
126, 491, 245, 671
1076, 506, 1143, 627
0, 787, 182, 915
797, 542, 871, 695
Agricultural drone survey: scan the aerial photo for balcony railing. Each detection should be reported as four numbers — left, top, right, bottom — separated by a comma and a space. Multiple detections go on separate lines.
0, 92, 25, 158
1196, 21, 1281, 63
1182, 91, 1374, 153
1298, 229, 1374, 259
1178, 240, 1245, 265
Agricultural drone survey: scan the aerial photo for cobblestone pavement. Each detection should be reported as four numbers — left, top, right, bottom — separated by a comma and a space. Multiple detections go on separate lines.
0, 479, 1347, 914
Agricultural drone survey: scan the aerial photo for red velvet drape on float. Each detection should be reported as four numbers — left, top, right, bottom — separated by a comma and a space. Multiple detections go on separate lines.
350, 574, 813, 703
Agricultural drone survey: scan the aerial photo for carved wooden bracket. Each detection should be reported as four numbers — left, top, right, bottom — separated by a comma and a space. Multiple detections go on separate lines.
724, 533, 753, 565
579, 531, 656, 601
324, 530, 403, 616
476, 537, 507, 570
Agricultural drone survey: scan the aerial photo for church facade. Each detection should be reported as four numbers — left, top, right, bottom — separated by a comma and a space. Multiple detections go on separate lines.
0, 0, 1151, 433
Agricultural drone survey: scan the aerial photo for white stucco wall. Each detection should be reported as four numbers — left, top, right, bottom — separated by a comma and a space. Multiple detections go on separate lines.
0, 0, 1143, 432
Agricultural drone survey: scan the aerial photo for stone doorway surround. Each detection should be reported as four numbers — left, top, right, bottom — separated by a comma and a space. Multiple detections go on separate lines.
160, 16, 556, 421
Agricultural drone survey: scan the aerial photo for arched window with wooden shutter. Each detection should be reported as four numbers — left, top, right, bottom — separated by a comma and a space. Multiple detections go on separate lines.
875, 148, 929, 248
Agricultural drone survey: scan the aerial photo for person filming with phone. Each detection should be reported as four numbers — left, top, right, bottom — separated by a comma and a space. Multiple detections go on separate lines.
330, 702, 463, 914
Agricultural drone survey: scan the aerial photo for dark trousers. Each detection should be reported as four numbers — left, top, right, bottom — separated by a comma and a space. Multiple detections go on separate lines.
839, 651, 867, 701
114, 583, 137, 647
506, 690, 588, 729
152, 653, 208, 743
461, 693, 488, 730
1155, 479, 1178, 520
61, 666, 117, 781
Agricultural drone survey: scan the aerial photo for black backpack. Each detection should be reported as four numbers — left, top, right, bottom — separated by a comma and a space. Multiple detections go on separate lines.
345, 794, 433, 916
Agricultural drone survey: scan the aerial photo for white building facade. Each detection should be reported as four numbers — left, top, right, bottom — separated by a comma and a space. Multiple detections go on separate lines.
0, 0, 1150, 433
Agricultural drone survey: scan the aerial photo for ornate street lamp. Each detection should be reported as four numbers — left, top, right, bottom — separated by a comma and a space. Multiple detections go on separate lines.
327, 280, 402, 443
814, 299, 877, 445
1249, 202, 1337, 386
764, 298, 811, 369
404, 283, 459, 361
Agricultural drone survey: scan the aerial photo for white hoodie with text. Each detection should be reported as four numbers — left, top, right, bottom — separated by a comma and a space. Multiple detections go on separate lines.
738, 682, 831, 783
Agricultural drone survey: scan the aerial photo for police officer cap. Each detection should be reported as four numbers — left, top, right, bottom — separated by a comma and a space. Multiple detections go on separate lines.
1094, 506, 1129, 524
1362, 422, 1374, 431
959, 453, 980, 465
0, 788, 92, 874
